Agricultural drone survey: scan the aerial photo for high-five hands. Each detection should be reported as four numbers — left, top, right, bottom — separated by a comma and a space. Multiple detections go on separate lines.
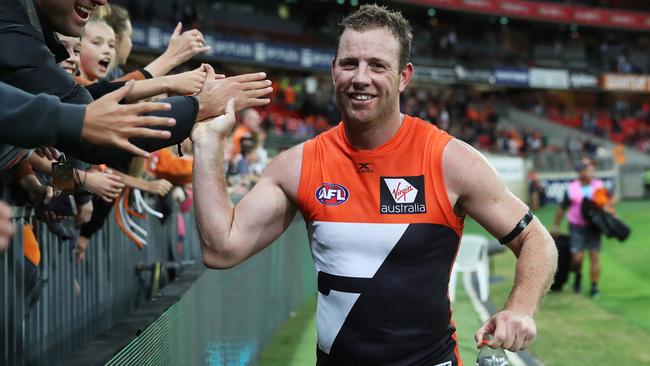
194, 65, 272, 121
191, 99, 237, 144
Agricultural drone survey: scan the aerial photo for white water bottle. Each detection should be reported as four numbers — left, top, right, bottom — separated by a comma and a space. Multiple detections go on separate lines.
476, 334, 510, 366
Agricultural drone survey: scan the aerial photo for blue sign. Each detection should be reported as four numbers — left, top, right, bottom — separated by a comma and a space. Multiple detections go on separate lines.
493, 67, 529, 86
131, 24, 334, 71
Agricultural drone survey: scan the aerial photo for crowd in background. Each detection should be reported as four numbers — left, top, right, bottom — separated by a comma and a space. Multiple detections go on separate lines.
525, 93, 650, 153
116, 0, 650, 75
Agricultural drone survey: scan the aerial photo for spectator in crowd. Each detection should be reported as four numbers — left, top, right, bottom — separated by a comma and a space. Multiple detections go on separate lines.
528, 171, 547, 211
98, 4, 210, 82
79, 19, 116, 83
232, 108, 263, 157
553, 158, 609, 297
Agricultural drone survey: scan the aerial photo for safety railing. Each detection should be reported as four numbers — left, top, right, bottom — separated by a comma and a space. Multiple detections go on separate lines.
1, 194, 201, 366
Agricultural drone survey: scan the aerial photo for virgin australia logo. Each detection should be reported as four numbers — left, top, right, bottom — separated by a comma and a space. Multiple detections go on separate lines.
380, 176, 426, 214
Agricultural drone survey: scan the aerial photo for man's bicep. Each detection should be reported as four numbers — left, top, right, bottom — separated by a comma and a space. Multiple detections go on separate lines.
229, 175, 297, 258
447, 141, 529, 241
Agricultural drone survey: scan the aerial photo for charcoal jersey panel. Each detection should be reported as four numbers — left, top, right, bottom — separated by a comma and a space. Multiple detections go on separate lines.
296, 115, 466, 365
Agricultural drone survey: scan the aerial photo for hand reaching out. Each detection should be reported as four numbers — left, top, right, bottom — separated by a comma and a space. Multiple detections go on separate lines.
83, 81, 177, 158
194, 65, 272, 121
83, 171, 125, 202
191, 98, 237, 144
165, 65, 208, 95
164, 22, 211, 66
145, 179, 173, 196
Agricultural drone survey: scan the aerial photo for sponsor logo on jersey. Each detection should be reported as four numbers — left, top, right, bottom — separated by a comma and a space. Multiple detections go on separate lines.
380, 176, 426, 214
355, 162, 374, 173
315, 183, 350, 206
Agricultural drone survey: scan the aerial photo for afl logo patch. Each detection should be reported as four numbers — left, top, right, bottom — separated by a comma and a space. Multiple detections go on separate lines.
315, 183, 350, 206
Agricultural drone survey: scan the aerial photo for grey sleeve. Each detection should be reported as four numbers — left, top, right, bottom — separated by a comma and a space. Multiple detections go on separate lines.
0, 81, 85, 148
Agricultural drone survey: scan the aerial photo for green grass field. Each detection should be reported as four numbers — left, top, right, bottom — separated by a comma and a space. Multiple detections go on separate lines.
260, 200, 650, 366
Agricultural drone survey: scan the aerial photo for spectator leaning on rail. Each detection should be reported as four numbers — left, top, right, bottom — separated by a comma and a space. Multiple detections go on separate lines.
0, 80, 175, 154
191, 4, 557, 365
0, 0, 273, 165
0, 80, 170, 252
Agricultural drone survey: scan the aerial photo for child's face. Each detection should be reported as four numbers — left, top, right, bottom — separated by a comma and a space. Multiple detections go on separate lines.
56, 33, 80, 75
79, 21, 116, 81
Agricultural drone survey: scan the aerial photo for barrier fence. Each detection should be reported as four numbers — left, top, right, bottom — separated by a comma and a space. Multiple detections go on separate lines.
105, 217, 313, 366
2, 195, 315, 366
1, 197, 202, 366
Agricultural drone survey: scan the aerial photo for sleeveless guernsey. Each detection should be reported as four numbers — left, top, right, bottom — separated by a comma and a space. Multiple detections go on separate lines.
296, 115, 465, 366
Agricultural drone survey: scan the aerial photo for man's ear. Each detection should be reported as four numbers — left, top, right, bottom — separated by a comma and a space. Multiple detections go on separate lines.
331, 56, 337, 86
399, 63, 414, 92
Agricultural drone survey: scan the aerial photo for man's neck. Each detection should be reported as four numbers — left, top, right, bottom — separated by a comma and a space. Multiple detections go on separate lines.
343, 112, 404, 150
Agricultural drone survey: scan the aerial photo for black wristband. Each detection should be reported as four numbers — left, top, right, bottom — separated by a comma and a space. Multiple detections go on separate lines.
139, 67, 154, 79
499, 210, 534, 245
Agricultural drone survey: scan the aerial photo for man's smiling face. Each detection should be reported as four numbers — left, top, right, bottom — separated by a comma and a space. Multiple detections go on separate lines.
35, 0, 108, 37
332, 27, 411, 127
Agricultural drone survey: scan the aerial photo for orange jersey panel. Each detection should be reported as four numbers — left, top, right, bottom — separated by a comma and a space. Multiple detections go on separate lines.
297, 115, 463, 234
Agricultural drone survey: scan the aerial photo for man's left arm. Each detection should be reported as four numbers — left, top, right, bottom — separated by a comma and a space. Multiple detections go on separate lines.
442, 139, 558, 352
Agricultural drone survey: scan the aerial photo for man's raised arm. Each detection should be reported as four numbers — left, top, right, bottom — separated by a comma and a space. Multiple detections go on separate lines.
191, 99, 302, 269
442, 139, 558, 352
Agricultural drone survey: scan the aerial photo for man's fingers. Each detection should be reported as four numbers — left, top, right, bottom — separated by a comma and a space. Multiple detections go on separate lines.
510, 333, 526, 352
491, 316, 508, 348
104, 80, 135, 102
242, 79, 273, 91
232, 72, 267, 82
474, 328, 485, 347
124, 102, 172, 116
237, 98, 271, 111
224, 98, 236, 117
244, 86, 274, 98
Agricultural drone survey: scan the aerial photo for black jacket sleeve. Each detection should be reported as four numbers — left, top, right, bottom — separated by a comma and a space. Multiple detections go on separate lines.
0, 28, 93, 105
83, 80, 126, 100
0, 81, 84, 148
55, 96, 198, 166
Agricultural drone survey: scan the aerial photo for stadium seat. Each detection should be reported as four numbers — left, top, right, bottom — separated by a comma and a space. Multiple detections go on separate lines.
449, 234, 490, 303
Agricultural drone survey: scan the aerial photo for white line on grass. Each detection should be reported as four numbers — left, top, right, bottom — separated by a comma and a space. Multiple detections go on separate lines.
462, 273, 528, 366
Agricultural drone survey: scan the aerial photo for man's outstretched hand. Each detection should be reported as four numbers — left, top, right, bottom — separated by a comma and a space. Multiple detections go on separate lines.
194, 65, 272, 121
82, 81, 177, 158
191, 98, 237, 144
475, 309, 537, 352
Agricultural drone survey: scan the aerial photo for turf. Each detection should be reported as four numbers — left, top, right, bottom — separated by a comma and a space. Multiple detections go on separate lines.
485, 200, 650, 366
